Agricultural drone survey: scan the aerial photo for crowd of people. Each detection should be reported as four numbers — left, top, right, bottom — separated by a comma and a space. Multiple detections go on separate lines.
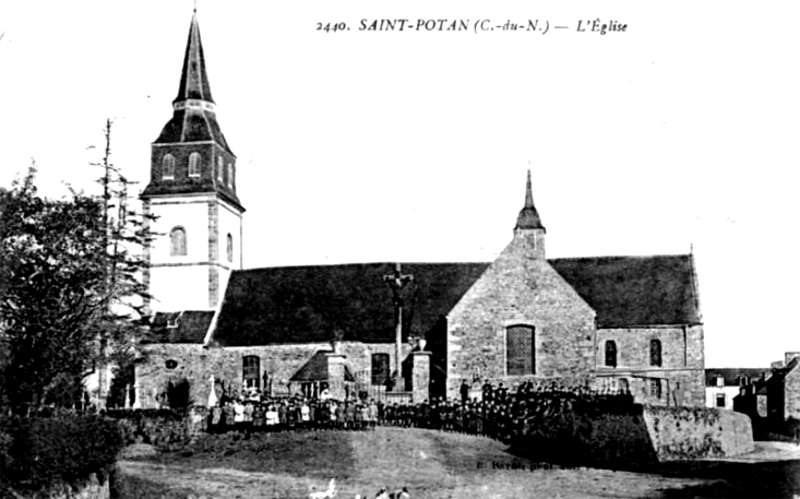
207, 393, 379, 434
206, 380, 635, 444
381, 380, 635, 443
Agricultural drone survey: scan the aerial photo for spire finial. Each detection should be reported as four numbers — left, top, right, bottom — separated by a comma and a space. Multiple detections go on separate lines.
193, 0, 197, 14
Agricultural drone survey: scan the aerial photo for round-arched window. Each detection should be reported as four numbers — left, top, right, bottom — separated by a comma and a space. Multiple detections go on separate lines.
170, 226, 187, 256
188, 152, 202, 177
162, 154, 175, 179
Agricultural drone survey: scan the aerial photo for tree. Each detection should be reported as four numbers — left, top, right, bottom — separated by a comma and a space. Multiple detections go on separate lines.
0, 122, 154, 414
0, 166, 107, 413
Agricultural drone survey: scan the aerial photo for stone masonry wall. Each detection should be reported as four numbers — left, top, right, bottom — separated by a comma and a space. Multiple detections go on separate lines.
785, 365, 800, 420
515, 402, 753, 465
595, 325, 705, 407
136, 341, 412, 408
642, 406, 754, 460
447, 234, 596, 398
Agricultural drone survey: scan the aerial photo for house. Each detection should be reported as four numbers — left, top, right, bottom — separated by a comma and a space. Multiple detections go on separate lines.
765, 352, 800, 424
705, 368, 768, 410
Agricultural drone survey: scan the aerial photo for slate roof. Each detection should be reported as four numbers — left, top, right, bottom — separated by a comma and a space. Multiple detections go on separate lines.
206, 254, 700, 346
153, 109, 232, 153
705, 368, 769, 387
174, 11, 214, 105
151, 12, 233, 154
549, 255, 702, 328
290, 350, 356, 382
209, 263, 489, 347
143, 310, 214, 344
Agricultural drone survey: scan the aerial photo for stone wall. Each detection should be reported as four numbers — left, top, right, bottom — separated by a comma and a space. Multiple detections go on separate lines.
447, 235, 596, 398
514, 402, 754, 465
595, 325, 705, 407
136, 341, 413, 408
642, 406, 754, 460
785, 365, 800, 420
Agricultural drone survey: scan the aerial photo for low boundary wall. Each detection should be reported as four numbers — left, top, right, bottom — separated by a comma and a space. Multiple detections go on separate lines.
513, 404, 754, 465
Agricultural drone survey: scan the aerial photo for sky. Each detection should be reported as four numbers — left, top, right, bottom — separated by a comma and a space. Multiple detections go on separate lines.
0, 1, 798, 368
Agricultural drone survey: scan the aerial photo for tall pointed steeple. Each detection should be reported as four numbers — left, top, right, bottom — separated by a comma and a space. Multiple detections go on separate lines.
173, 10, 214, 107
142, 9, 245, 315
515, 170, 545, 231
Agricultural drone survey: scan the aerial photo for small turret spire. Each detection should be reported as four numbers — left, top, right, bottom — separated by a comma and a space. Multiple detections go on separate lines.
524, 169, 534, 209
515, 169, 545, 231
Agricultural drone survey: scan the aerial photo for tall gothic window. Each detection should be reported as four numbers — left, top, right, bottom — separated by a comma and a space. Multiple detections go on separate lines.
162, 154, 175, 179
506, 325, 535, 375
650, 339, 662, 367
242, 356, 260, 389
226, 233, 233, 262
169, 227, 187, 256
605, 340, 617, 368
188, 152, 201, 177
371, 353, 390, 386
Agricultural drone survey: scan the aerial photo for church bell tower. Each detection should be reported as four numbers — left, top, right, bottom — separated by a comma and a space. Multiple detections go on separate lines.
142, 10, 245, 313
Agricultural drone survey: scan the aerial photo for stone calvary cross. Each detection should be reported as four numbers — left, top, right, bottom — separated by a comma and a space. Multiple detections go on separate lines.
383, 263, 413, 391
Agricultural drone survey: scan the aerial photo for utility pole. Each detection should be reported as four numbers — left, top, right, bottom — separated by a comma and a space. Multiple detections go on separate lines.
383, 263, 413, 391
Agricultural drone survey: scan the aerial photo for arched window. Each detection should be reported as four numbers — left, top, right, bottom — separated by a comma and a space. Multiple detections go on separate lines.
242, 356, 260, 389
227, 163, 233, 187
506, 325, 535, 375
650, 339, 662, 367
371, 353, 390, 386
226, 233, 233, 262
169, 227, 187, 256
217, 156, 224, 181
605, 340, 617, 368
162, 154, 175, 179
188, 152, 201, 177
619, 378, 630, 393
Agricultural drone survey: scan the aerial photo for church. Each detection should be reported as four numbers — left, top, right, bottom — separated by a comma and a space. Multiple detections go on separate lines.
133, 12, 706, 409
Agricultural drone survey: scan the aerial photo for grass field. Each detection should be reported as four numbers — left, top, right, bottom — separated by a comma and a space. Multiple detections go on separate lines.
115, 427, 800, 499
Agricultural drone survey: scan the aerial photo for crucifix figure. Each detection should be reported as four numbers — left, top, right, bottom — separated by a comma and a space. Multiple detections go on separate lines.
383, 263, 414, 391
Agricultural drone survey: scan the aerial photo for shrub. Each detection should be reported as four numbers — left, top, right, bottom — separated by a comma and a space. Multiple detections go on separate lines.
0, 414, 124, 493
103, 408, 191, 449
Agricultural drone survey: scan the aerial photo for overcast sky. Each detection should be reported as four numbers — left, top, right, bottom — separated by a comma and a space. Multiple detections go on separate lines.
1, 1, 798, 368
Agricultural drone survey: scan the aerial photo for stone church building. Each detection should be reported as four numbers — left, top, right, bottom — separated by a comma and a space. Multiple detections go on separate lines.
133, 12, 706, 409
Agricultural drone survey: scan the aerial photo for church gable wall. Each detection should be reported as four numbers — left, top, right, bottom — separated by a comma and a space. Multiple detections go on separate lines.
446, 239, 595, 397
135, 341, 406, 408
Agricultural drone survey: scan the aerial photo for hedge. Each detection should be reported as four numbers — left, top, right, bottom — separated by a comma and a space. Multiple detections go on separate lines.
105, 409, 193, 450
0, 414, 124, 494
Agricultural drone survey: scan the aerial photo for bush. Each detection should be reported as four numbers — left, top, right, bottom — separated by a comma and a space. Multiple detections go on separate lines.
104, 409, 191, 450
0, 414, 124, 493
